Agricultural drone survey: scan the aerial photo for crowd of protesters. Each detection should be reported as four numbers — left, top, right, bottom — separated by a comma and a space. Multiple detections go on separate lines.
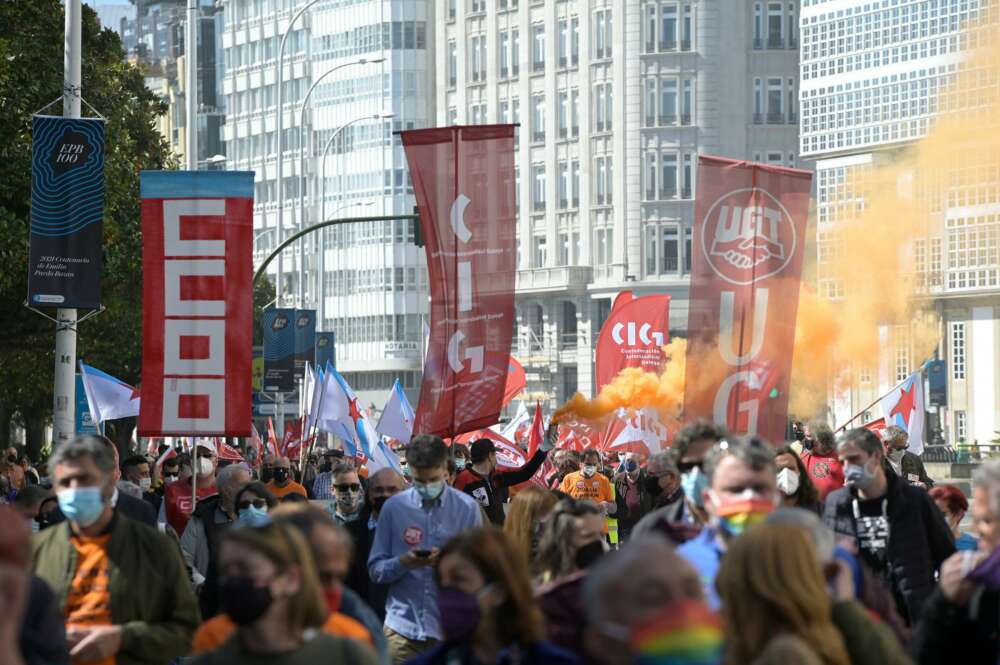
1, 414, 999, 665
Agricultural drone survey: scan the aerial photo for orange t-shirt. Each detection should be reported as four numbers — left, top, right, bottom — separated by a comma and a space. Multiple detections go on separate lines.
560, 471, 613, 504
66, 534, 114, 665
192, 611, 372, 654
265, 480, 308, 499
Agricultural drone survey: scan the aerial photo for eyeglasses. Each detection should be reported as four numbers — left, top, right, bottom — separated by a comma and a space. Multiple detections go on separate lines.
238, 499, 267, 511
335, 483, 362, 493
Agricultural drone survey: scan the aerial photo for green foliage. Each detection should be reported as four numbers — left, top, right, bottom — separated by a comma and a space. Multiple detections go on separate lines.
0, 1, 172, 454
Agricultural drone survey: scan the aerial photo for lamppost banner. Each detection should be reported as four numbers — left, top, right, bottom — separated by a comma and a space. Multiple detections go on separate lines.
683, 156, 812, 444
402, 125, 517, 438
263, 308, 296, 393
138, 171, 254, 436
28, 115, 106, 309
315, 332, 336, 369
293, 309, 316, 379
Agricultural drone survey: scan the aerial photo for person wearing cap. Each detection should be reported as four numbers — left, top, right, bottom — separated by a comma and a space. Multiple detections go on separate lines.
312, 448, 347, 499
164, 440, 219, 536
454, 430, 554, 525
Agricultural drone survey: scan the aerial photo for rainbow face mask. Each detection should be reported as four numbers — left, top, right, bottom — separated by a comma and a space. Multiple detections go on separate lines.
712, 491, 775, 537
631, 599, 724, 665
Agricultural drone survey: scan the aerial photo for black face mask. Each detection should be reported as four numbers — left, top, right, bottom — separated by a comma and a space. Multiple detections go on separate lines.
219, 575, 273, 626
371, 496, 388, 514
575, 540, 605, 570
802, 436, 815, 451
643, 475, 663, 497
273, 468, 290, 483
320, 462, 333, 473
260, 467, 274, 483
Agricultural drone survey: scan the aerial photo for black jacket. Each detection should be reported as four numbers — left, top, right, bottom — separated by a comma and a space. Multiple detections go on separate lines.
190, 495, 231, 619
339, 507, 374, 603
912, 586, 1000, 664
21, 576, 69, 665
454, 449, 549, 524
823, 468, 955, 624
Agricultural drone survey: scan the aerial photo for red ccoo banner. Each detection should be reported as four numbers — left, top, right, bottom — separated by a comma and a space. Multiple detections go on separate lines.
595, 294, 671, 391
683, 156, 812, 444
402, 126, 517, 438
138, 171, 253, 436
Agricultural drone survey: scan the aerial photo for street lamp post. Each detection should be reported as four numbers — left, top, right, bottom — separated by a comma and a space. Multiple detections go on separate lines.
296, 57, 384, 308
274, 0, 324, 306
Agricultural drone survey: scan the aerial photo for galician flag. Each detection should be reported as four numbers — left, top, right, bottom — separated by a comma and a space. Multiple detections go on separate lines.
318, 363, 379, 458
79, 361, 140, 424
376, 379, 415, 444
880, 372, 925, 456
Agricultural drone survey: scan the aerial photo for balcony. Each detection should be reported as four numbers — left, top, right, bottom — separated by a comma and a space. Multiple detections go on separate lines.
753, 37, 763, 49
532, 61, 544, 74
659, 39, 677, 52
767, 34, 784, 49
681, 39, 691, 51
766, 112, 785, 124
788, 111, 797, 123
517, 265, 593, 293
680, 113, 692, 125
659, 114, 677, 126
753, 112, 764, 124
681, 187, 692, 199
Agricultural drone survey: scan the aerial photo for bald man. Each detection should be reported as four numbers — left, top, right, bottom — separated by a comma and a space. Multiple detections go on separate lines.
264, 456, 308, 500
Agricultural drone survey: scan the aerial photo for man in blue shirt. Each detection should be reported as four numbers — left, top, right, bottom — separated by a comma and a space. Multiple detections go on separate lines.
677, 436, 777, 610
369, 434, 483, 665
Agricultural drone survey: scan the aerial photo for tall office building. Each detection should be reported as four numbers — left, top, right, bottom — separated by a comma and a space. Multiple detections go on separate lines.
801, 0, 999, 445
438, 1, 800, 405
221, 0, 431, 405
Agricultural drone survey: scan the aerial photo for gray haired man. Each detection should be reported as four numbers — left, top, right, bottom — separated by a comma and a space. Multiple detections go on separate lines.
627, 451, 690, 542
882, 425, 934, 489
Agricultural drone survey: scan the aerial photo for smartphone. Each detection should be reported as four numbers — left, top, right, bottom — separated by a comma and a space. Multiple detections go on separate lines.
412, 549, 432, 558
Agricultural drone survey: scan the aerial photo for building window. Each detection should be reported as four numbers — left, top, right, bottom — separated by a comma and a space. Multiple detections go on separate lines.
512, 97, 520, 146
766, 152, 783, 164
512, 28, 520, 77
951, 322, 966, 380
571, 17, 579, 66
645, 78, 657, 127
659, 78, 677, 125
558, 232, 570, 266
571, 159, 580, 207
532, 234, 547, 268
594, 8, 612, 59
447, 40, 457, 88
660, 152, 678, 199
595, 156, 613, 205
660, 4, 677, 51
754, 78, 762, 120
558, 18, 569, 68
531, 93, 545, 142
595, 228, 613, 265
787, 77, 795, 122
645, 152, 657, 200
682, 4, 693, 49
645, 4, 656, 53
684, 227, 692, 272
682, 78, 693, 124
558, 161, 569, 209
682, 152, 693, 198
767, 2, 783, 48
499, 31, 510, 79
754, 3, 763, 47
786, 2, 796, 47
470, 0, 485, 14
595, 83, 612, 132
558, 90, 568, 138
895, 340, 909, 383
469, 35, 486, 82
956, 411, 967, 441
532, 24, 545, 72
767, 77, 783, 123
644, 224, 681, 276
570, 88, 579, 137
531, 164, 546, 211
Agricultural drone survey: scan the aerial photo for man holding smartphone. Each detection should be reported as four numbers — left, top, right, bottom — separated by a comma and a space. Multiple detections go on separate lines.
368, 434, 483, 665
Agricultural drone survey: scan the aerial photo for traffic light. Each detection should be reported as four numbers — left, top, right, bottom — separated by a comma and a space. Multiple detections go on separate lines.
412, 206, 424, 248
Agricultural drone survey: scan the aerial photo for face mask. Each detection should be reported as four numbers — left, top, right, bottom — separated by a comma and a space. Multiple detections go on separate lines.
323, 584, 343, 613
219, 575, 273, 626
627, 598, 724, 664
643, 475, 663, 497
336, 490, 363, 514
238, 505, 270, 528
844, 460, 877, 491
582, 464, 598, 478
371, 496, 389, 514
320, 462, 333, 473
197, 457, 214, 476
776, 468, 800, 496
455, 458, 467, 471
712, 491, 774, 538
681, 467, 708, 508
163, 473, 178, 485
401, 464, 412, 479
575, 539, 607, 569
138, 477, 152, 492
57, 486, 106, 527
887, 448, 905, 463
625, 460, 639, 474
272, 468, 290, 483
438, 585, 492, 641
413, 479, 445, 502
260, 467, 274, 483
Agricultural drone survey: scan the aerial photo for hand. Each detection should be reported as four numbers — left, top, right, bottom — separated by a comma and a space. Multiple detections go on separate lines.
68, 625, 123, 663
939, 551, 986, 606
541, 424, 558, 452
399, 548, 439, 570
913, 481, 928, 490
601, 501, 616, 515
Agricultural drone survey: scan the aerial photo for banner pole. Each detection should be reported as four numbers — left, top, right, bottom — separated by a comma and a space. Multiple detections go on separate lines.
52, 0, 82, 448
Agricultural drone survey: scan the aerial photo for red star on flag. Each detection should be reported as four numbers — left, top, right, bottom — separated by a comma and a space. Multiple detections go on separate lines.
348, 396, 362, 424
889, 382, 916, 425
129, 385, 141, 401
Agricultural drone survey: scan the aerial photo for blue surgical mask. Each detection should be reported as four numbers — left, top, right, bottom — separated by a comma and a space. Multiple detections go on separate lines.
238, 505, 270, 528
844, 461, 877, 491
413, 479, 445, 502
57, 486, 107, 527
455, 458, 467, 471
625, 460, 639, 473
681, 467, 708, 509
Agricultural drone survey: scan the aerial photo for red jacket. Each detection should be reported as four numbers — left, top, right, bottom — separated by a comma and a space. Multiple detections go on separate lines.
800, 450, 845, 501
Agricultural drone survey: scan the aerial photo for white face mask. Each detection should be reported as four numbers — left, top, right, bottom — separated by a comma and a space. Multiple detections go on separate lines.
887, 448, 905, 463
197, 457, 214, 476
776, 467, 800, 496
582, 464, 598, 478
138, 477, 152, 492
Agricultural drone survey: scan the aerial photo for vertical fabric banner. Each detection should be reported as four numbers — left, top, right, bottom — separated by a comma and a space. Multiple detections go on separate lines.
262, 308, 295, 393
315, 332, 336, 369
75, 374, 99, 435
28, 116, 106, 308
683, 156, 812, 444
293, 309, 316, 379
139, 171, 254, 436
402, 125, 517, 438
595, 294, 671, 391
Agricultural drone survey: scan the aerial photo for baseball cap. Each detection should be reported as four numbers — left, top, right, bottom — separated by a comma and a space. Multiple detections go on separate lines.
470, 438, 497, 463
194, 439, 217, 456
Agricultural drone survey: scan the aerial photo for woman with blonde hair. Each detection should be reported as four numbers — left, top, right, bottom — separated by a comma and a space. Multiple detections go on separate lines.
716, 523, 850, 665
503, 485, 557, 565
189, 520, 378, 664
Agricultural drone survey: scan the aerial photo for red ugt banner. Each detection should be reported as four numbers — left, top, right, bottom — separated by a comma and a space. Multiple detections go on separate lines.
683, 156, 812, 444
139, 171, 253, 436
595, 294, 671, 391
402, 126, 517, 438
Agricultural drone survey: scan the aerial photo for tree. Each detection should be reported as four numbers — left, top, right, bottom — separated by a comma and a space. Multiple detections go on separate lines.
0, 1, 172, 459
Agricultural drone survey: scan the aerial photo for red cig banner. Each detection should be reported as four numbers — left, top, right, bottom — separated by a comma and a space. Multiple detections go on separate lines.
595, 294, 671, 391
138, 171, 254, 436
683, 156, 812, 444
402, 126, 517, 438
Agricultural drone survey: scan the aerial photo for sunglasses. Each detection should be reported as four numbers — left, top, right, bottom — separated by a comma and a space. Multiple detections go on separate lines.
335, 483, 362, 493
238, 499, 267, 511
676, 461, 702, 473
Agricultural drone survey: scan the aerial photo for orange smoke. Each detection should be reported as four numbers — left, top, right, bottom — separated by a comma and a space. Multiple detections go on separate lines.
552, 338, 687, 425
